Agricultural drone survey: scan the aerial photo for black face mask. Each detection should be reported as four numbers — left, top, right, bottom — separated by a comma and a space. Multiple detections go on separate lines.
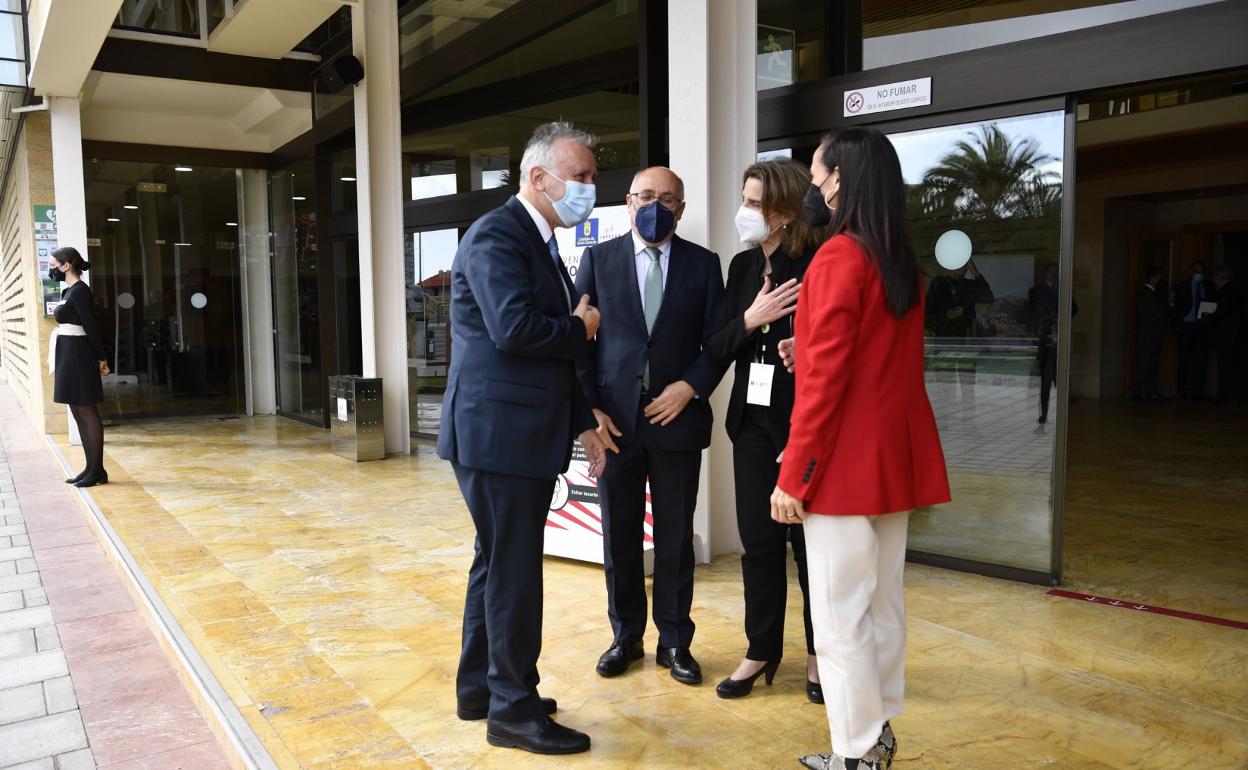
48, 266, 62, 282
803, 184, 831, 229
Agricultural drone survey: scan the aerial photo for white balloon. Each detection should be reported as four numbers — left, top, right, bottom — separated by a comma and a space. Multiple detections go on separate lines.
934, 229, 973, 271
116, 292, 135, 310
190, 292, 208, 309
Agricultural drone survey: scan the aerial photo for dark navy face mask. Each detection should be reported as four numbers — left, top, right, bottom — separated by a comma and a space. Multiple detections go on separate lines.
635, 201, 675, 243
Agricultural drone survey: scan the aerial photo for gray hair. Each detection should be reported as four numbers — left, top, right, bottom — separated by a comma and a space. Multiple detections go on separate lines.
519, 121, 597, 183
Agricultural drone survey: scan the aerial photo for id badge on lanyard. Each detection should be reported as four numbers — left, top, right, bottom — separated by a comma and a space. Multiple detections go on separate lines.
747, 320, 776, 407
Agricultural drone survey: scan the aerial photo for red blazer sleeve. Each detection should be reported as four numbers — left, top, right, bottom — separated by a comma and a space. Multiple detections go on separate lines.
777, 237, 865, 500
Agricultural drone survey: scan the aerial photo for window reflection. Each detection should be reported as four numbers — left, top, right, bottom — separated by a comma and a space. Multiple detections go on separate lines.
271, 161, 323, 424
888, 111, 1065, 573
757, 0, 827, 91
862, 0, 1225, 69
406, 228, 460, 435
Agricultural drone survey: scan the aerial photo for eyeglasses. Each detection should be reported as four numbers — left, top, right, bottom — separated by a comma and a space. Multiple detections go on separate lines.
629, 191, 683, 210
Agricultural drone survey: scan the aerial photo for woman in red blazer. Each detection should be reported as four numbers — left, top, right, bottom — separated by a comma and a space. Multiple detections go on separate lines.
772, 128, 950, 770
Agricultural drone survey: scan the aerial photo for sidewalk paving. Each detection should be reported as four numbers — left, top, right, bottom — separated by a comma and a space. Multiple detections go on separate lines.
0, 387, 230, 770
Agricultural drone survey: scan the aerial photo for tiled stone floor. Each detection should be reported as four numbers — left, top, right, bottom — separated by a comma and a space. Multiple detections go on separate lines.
48, 403, 1248, 769
0, 385, 231, 770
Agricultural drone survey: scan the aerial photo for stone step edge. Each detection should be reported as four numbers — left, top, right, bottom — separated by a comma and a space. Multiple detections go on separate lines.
46, 437, 280, 770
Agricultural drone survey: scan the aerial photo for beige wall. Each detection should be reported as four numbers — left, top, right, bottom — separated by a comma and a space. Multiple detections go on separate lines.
1071, 152, 1248, 399
1, 113, 65, 434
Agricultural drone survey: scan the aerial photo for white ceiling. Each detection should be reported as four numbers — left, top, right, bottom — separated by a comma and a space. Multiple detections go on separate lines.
80, 72, 312, 153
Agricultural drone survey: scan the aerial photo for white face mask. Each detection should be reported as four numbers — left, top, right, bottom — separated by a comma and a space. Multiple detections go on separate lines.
734, 206, 773, 245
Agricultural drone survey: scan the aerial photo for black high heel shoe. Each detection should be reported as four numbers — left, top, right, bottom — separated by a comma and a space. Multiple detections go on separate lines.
75, 470, 108, 488
806, 679, 824, 704
715, 659, 780, 699
65, 469, 88, 484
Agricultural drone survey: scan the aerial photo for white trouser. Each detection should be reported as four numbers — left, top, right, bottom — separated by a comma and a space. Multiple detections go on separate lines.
803, 510, 909, 759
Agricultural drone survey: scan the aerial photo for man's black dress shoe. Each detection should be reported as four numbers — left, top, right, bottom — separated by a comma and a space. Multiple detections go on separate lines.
655, 646, 702, 685
595, 640, 643, 677
457, 697, 556, 722
485, 717, 590, 755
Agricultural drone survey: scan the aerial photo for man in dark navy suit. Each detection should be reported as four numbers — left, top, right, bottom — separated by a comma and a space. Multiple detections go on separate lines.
575, 166, 726, 685
437, 122, 607, 755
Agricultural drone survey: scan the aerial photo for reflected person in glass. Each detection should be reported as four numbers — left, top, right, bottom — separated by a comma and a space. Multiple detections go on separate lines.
706, 159, 823, 702
770, 129, 951, 770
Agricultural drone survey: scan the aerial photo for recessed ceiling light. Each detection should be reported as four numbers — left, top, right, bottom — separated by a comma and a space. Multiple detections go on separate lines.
107, 217, 120, 222
124, 205, 138, 210
226, 221, 238, 226
175, 166, 193, 172
340, 177, 356, 182
174, 242, 192, 247
292, 196, 306, 201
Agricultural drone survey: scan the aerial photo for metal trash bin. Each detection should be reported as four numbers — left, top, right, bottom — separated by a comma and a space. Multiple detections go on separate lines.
329, 375, 384, 461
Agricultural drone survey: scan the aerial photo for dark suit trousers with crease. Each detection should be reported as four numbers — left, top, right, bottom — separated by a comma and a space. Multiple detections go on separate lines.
600, 403, 702, 649
453, 462, 554, 722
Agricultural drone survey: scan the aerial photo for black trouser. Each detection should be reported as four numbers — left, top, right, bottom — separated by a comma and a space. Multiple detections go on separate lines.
453, 462, 554, 722
733, 407, 814, 661
1177, 322, 1210, 398
600, 405, 702, 650
1038, 342, 1057, 417
1215, 336, 1242, 401
1133, 334, 1162, 400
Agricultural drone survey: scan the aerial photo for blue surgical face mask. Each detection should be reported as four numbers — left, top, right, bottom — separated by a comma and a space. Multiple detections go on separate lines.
1192, 271, 1204, 282
634, 201, 675, 244
542, 168, 596, 227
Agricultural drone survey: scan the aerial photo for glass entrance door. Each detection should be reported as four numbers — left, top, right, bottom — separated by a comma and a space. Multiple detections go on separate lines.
85, 160, 246, 422
873, 106, 1072, 580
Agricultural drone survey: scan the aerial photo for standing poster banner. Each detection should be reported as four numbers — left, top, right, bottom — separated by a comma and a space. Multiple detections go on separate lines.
35, 205, 61, 315
546, 206, 654, 568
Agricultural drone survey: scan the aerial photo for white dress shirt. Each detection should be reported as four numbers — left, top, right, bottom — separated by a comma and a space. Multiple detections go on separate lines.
517, 194, 569, 308
631, 232, 671, 315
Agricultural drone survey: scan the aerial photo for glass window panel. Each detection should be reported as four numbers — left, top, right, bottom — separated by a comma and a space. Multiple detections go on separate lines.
887, 111, 1066, 573
399, 0, 525, 71
331, 149, 357, 212
271, 160, 323, 424
0, 11, 23, 61
863, 0, 1226, 69
83, 160, 246, 421
412, 2, 639, 102
757, 0, 827, 92
404, 90, 641, 200
0, 59, 24, 88
115, 0, 201, 37
406, 228, 461, 436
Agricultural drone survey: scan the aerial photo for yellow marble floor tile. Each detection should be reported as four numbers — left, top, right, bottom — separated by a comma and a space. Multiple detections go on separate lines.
51, 412, 1248, 769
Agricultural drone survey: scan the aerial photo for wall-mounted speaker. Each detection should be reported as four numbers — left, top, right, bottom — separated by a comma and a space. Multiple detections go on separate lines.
321, 54, 365, 91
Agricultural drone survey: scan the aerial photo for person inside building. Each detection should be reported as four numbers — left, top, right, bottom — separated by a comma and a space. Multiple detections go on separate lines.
1211, 264, 1244, 405
1173, 260, 1214, 400
575, 166, 726, 688
925, 258, 994, 406
706, 158, 823, 702
1133, 266, 1168, 403
48, 247, 110, 488
771, 128, 951, 770
436, 121, 607, 756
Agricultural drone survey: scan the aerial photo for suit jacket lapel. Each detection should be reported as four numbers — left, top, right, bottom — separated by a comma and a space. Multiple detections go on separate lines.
505, 196, 568, 309
651, 236, 689, 335
617, 236, 647, 332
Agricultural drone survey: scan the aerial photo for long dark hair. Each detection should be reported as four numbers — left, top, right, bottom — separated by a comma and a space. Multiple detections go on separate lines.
51, 246, 90, 275
819, 128, 921, 317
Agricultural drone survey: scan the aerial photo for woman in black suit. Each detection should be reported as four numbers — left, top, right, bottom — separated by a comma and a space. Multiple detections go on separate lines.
708, 159, 823, 700
48, 247, 110, 487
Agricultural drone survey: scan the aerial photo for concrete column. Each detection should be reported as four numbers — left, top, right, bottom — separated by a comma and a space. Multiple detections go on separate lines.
238, 169, 275, 415
669, 0, 757, 559
353, 0, 410, 455
49, 96, 88, 446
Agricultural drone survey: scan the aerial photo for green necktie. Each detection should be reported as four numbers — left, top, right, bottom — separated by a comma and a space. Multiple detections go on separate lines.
643, 246, 663, 389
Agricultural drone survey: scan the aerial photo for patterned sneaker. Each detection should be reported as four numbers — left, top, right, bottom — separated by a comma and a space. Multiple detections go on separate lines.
798, 746, 887, 770
876, 722, 897, 768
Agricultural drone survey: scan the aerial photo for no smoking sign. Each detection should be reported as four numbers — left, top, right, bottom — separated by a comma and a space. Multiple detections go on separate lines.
845, 91, 864, 114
